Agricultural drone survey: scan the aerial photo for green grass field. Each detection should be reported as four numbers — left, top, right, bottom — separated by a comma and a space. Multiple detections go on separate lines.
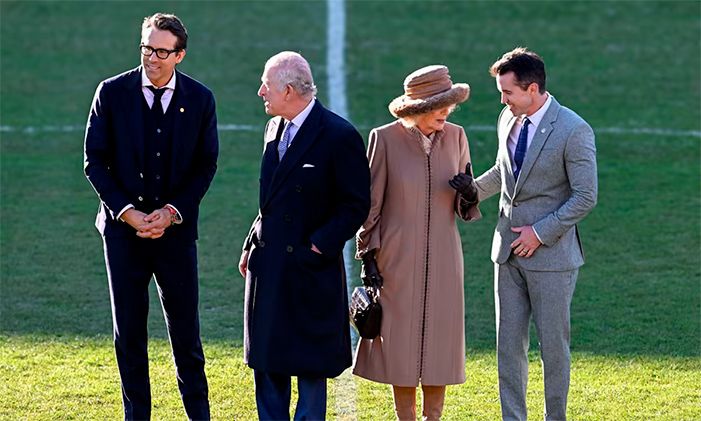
1, 1, 700, 419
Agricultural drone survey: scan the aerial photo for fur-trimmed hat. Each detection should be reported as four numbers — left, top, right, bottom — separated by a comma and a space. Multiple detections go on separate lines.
388, 65, 470, 118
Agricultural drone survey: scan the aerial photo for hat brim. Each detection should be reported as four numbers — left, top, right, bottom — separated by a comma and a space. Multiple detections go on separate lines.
388, 83, 470, 118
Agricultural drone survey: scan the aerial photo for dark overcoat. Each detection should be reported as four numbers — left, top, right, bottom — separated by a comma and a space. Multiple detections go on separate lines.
243, 101, 371, 378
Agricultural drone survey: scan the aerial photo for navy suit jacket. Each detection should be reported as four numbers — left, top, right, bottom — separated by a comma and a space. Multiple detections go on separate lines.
243, 101, 371, 378
84, 66, 218, 240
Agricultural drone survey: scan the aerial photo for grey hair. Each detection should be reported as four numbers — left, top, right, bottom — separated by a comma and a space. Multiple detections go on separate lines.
399, 104, 457, 127
266, 51, 317, 98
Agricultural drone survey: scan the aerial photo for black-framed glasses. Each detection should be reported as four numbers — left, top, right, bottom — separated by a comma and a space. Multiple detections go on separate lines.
140, 44, 180, 60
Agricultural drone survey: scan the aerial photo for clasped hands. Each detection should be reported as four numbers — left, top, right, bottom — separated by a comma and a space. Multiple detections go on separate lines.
122, 208, 173, 239
449, 163, 478, 203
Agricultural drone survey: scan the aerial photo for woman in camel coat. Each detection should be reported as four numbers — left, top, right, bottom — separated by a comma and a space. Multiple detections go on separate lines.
354, 65, 481, 420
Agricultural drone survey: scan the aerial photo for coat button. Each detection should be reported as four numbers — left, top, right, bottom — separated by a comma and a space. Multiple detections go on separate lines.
295, 184, 302, 192
138, 196, 143, 202
284, 214, 292, 222
513, 201, 519, 207
286, 245, 294, 253
258, 240, 265, 247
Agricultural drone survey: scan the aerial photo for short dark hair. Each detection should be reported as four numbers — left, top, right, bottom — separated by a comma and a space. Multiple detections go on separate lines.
490, 47, 546, 94
142, 13, 188, 51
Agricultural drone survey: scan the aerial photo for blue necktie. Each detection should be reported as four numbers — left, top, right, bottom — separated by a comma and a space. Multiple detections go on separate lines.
514, 117, 530, 180
277, 121, 292, 161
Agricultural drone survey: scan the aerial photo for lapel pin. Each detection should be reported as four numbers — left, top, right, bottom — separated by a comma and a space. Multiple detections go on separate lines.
180, 107, 185, 113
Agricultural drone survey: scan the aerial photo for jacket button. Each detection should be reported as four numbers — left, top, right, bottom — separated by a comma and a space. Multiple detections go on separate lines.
138, 196, 143, 202
284, 214, 292, 222
286, 245, 294, 253
295, 185, 302, 192
513, 201, 519, 207
258, 240, 265, 247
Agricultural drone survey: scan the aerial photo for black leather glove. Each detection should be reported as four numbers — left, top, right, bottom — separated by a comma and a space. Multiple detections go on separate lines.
361, 250, 383, 288
449, 162, 478, 202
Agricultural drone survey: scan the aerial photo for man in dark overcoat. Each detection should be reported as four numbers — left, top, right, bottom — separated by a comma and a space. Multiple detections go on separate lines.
238, 51, 370, 420
84, 13, 217, 420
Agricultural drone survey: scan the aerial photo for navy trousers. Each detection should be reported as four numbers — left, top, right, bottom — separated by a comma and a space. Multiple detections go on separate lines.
103, 235, 210, 420
254, 370, 327, 420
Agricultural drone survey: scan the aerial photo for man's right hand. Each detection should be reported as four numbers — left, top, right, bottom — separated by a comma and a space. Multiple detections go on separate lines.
239, 250, 250, 278
361, 250, 383, 288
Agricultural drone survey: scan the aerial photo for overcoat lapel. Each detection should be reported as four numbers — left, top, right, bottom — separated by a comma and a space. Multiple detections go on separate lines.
127, 68, 145, 170
259, 117, 285, 206
514, 98, 561, 195
262, 101, 324, 208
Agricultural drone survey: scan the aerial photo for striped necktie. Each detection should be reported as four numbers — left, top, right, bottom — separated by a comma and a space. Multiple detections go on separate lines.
277, 121, 292, 161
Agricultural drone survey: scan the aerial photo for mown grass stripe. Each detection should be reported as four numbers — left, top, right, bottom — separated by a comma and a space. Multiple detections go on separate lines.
327, 0, 360, 418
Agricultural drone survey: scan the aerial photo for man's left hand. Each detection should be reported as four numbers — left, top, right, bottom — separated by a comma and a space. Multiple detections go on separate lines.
510, 225, 541, 258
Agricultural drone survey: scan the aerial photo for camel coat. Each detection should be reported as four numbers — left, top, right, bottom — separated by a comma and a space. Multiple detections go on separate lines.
353, 120, 481, 386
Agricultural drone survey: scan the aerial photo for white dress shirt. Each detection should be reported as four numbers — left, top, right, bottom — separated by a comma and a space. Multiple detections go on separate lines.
507, 94, 552, 168
284, 98, 316, 146
141, 69, 176, 112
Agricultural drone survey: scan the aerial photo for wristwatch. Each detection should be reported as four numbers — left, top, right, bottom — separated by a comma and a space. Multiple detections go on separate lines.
165, 205, 182, 225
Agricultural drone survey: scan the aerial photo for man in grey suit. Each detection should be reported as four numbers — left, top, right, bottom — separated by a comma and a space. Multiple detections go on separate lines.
474, 47, 597, 421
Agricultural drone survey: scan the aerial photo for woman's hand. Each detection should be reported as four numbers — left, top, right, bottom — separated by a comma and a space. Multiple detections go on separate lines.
361, 250, 383, 288
449, 162, 478, 202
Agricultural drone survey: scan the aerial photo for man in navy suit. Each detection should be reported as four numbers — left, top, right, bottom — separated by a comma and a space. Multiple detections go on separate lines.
238, 51, 370, 420
84, 13, 217, 420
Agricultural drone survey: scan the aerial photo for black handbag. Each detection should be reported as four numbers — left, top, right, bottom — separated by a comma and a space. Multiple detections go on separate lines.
349, 285, 382, 339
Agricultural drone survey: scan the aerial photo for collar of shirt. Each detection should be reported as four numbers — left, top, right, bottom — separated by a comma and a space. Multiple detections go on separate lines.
285, 98, 316, 143
508, 93, 553, 156
141, 69, 177, 112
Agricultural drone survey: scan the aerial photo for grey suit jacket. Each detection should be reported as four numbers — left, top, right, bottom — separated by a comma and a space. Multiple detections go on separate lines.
475, 96, 597, 271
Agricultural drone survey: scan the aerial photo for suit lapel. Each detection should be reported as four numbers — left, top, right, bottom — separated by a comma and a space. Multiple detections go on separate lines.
263, 101, 324, 208
169, 70, 188, 182
514, 98, 561, 195
127, 68, 145, 170
499, 112, 518, 193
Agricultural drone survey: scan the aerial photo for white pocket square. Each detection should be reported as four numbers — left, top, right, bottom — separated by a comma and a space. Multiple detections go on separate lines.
302, 164, 315, 168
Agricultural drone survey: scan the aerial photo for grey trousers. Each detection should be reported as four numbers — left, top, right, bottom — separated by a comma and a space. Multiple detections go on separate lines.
495, 258, 578, 421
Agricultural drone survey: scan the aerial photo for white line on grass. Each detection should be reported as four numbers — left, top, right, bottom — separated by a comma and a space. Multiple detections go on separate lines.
2, 124, 699, 138
327, 0, 360, 419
